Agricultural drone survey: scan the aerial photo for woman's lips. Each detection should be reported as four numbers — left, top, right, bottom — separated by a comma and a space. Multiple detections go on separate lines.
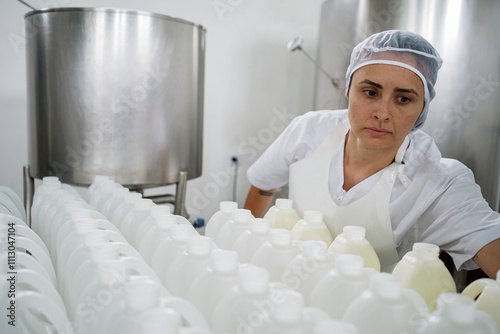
366, 127, 390, 136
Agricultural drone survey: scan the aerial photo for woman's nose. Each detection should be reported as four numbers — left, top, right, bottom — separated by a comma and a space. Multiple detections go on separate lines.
373, 100, 391, 121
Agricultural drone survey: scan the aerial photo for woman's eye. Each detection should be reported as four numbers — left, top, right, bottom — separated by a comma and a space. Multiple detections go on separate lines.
397, 96, 411, 103
363, 90, 377, 97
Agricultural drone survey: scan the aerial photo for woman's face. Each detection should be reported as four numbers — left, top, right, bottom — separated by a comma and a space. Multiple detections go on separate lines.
347, 64, 425, 152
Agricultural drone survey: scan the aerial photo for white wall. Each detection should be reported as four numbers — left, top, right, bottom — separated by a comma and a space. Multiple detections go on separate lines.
0, 0, 323, 222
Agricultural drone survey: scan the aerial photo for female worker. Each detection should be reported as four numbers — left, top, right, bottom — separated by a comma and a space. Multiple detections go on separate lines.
244, 30, 500, 276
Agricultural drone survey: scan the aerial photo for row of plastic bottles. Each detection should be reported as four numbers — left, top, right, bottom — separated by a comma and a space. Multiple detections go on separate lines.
203, 199, 500, 333
29, 177, 211, 334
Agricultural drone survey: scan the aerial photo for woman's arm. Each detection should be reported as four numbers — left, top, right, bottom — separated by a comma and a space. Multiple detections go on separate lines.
473, 238, 500, 278
244, 185, 276, 218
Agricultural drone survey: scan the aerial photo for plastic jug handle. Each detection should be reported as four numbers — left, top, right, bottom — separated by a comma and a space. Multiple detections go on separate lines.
17, 268, 66, 313
107, 230, 127, 243
16, 236, 57, 282
17, 290, 74, 334
16, 251, 57, 286
461, 278, 494, 299
160, 296, 211, 330
123, 256, 162, 284
15, 223, 51, 256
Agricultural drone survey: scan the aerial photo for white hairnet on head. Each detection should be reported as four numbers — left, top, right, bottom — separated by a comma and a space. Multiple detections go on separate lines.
345, 30, 443, 130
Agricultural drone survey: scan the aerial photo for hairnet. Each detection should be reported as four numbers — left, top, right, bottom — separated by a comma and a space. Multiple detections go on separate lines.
345, 30, 443, 130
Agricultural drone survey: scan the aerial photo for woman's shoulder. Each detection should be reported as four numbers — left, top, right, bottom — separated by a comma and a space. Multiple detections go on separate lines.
288, 109, 348, 134
406, 130, 473, 180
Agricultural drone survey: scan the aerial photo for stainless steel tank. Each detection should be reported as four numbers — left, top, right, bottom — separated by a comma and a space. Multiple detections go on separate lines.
315, 0, 500, 212
25, 7, 205, 187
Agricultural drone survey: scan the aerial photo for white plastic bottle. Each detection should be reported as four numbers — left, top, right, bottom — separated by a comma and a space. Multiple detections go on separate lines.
151, 224, 194, 284
343, 273, 429, 334
461, 269, 500, 331
314, 319, 359, 334
134, 205, 172, 248
250, 228, 300, 282
164, 235, 213, 297
392, 242, 456, 311
120, 198, 154, 244
291, 211, 334, 247
263, 198, 300, 230
187, 249, 239, 325
232, 218, 270, 263
418, 293, 499, 334
328, 225, 380, 271
215, 208, 254, 249
282, 240, 336, 305
111, 192, 143, 228
309, 254, 376, 319
137, 213, 177, 264
100, 186, 130, 220
253, 288, 332, 334
211, 265, 271, 334
205, 201, 238, 242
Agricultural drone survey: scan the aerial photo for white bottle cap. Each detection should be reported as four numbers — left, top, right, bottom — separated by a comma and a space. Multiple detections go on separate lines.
336, 254, 364, 276
437, 293, 475, 324
231, 209, 253, 225
412, 242, 440, 260
139, 308, 182, 334
125, 277, 160, 311
210, 249, 239, 273
186, 236, 212, 257
220, 201, 238, 214
111, 186, 129, 197
91, 243, 119, 263
84, 230, 110, 246
42, 176, 61, 185
370, 273, 402, 300
343, 225, 366, 241
238, 266, 269, 295
249, 218, 270, 235
314, 319, 358, 334
125, 192, 143, 203
269, 229, 292, 247
155, 214, 176, 230
134, 198, 154, 211
151, 205, 171, 217
304, 211, 323, 224
74, 218, 99, 233
276, 198, 293, 209
169, 224, 193, 241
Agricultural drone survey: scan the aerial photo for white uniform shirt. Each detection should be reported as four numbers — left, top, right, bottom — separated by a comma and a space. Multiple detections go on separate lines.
247, 109, 500, 270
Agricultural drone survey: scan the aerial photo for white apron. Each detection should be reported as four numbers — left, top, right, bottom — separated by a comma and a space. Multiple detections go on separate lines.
289, 120, 411, 271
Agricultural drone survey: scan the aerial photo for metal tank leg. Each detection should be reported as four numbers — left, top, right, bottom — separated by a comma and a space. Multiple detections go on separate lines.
174, 171, 188, 217
23, 165, 34, 228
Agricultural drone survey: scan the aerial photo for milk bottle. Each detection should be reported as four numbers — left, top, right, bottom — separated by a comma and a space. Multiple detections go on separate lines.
187, 249, 239, 325
343, 273, 429, 334
462, 270, 500, 331
250, 229, 300, 282
291, 211, 333, 247
134, 205, 172, 247
120, 198, 154, 245
164, 235, 213, 297
392, 242, 456, 310
137, 213, 176, 264
310, 254, 375, 318
282, 240, 336, 305
328, 225, 380, 271
100, 186, 130, 219
205, 201, 238, 242
150, 224, 196, 285
111, 192, 143, 228
418, 293, 499, 334
215, 208, 254, 249
263, 198, 300, 230
232, 218, 270, 263
211, 265, 271, 334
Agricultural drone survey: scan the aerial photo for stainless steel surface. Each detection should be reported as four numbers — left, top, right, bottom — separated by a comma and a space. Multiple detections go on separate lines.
23, 165, 34, 227
315, 0, 500, 211
25, 7, 205, 187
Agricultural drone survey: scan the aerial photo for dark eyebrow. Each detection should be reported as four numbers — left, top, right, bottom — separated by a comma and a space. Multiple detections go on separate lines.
359, 79, 420, 97
358, 79, 383, 89
395, 88, 420, 97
